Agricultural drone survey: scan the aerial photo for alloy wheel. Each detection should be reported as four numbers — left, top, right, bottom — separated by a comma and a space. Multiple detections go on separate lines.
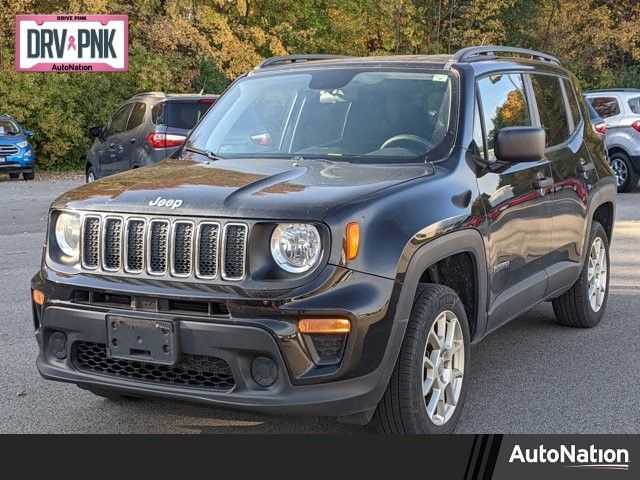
422, 310, 465, 426
587, 237, 607, 312
87, 172, 95, 183
611, 158, 627, 187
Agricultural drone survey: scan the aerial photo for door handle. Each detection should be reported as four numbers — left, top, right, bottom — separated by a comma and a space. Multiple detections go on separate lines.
532, 177, 554, 189
129, 137, 136, 144
576, 160, 595, 173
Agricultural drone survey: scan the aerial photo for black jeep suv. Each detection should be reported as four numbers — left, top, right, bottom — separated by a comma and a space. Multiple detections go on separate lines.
31, 47, 616, 433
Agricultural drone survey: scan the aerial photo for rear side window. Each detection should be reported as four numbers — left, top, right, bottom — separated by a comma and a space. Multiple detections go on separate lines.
590, 96, 621, 118
477, 73, 531, 161
151, 103, 164, 124
530, 74, 570, 147
562, 79, 582, 129
127, 102, 146, 130
628, 96, 640, 114
165, 101, 213, 129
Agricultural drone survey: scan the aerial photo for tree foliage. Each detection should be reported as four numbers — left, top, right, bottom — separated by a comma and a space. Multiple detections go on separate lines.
0, 0, 639, 169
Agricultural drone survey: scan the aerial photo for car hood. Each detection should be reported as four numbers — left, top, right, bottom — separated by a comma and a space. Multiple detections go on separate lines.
53, 157, 434, 220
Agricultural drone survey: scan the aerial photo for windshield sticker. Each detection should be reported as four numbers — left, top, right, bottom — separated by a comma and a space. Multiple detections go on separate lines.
433, 74, 448, 82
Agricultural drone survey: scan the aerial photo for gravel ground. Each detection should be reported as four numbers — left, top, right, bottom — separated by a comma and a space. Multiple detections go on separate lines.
1, 177, 638, 433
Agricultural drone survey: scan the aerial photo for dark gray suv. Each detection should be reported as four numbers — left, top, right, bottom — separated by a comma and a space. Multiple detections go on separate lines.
84, 93, 218, 182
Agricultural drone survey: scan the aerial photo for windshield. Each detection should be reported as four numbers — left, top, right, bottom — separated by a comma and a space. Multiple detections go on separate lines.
0, 119, 20, 136
188, 68, 458, 162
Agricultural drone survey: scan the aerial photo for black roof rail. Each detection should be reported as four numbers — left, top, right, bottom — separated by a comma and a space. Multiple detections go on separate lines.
585, 88, 640, 93
453, 46, 560, 65
256, 54, 351, 69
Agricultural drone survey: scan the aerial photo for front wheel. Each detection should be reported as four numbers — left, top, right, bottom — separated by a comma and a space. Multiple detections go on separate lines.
552, 221, 610, 328
373, 284, 470, 433
23, 171, 35, 181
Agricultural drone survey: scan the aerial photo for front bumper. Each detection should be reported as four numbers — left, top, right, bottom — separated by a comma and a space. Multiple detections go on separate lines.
0, 146, 35, 172
31, 267, 406, 417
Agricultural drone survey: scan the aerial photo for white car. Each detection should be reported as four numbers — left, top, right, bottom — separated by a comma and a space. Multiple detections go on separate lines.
586, 88, 640, 192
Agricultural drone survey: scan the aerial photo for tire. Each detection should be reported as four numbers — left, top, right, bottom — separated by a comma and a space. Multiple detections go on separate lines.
610, 152, 638, 193
552, 221, 610, 328
86, 165, 97, 183
81, 386, 142, 402
373, 284, 470, 434
9, 172, 20, 180
22, 171, 35, 181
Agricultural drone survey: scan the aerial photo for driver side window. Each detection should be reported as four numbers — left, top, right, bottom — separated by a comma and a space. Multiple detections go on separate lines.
477, 73, 532, 161
104, 104, 133, 138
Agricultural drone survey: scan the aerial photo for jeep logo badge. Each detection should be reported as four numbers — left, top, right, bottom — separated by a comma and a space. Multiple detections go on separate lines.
148, 196, 183, 209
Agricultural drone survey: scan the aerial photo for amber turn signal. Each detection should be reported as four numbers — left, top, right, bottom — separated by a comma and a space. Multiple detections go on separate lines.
33, 289, 45, 306
345, 222, 360, 261
298, 318, 351, 334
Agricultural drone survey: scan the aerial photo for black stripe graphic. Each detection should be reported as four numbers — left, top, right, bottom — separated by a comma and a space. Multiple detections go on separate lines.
464, 434, 504, 480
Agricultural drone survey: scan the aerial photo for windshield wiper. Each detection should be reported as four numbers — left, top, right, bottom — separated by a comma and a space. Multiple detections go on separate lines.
185, 146, 226, 161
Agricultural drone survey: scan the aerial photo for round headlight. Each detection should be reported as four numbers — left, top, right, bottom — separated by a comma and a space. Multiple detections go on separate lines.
55, 213, 81, 258
270, 223, 321, 273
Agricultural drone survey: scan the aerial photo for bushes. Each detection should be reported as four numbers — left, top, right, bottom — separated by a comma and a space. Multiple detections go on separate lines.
0, 47, 230, 170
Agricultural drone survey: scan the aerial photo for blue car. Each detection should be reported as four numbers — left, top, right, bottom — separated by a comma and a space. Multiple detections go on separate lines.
0, 114, 36, 180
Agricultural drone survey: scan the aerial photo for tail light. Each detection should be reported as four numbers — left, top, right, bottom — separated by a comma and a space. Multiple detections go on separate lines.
146, 132, 186, 149
632, 120, 640, 133
594, 122, 607, 135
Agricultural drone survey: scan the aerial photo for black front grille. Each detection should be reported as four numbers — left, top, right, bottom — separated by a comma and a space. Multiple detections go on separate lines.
74, 342, 235, 391
79, 215, 247, 281
149, 220, 169, 274
197, 223, 219, 278
126, 220, 145, 272
173, 222, 194, 275
82, 217, 100, 268
103, 218, 122, 270
223, 224, 247, 280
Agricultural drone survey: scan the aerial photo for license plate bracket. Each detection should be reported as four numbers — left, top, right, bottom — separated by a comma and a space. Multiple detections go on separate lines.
106, 315, 179, 365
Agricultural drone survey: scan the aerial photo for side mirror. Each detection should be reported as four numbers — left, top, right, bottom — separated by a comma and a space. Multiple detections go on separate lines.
495, 127, 546, 163
24, 130, 34, 137
87, 126, 103, 139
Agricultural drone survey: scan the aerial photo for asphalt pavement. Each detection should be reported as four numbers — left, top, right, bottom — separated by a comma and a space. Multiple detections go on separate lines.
1, 176, 639, 433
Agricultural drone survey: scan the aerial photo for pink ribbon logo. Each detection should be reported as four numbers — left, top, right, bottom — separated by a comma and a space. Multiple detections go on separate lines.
67, 35, 77, 50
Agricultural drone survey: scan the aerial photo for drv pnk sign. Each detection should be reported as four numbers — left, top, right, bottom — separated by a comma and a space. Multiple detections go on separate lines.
15, 15, 128, 72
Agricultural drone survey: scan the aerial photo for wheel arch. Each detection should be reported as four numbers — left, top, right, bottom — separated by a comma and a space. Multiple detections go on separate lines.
395, 229, 488, 343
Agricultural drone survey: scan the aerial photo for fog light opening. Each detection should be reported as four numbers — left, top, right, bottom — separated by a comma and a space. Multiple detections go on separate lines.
47, 331, 68, 360
251, 356, 278, 387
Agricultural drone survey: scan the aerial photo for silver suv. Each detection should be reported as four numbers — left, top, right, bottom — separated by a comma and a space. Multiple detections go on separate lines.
586, 88, 640, 192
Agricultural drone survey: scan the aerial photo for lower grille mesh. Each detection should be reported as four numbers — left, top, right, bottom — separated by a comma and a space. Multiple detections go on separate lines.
73, 341, 235, 391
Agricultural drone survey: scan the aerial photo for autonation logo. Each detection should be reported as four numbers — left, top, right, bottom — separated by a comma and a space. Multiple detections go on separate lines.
509, 444, 630, 471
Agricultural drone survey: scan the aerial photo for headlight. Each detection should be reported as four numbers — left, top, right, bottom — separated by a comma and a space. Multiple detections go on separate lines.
16, 140, 29, 148
270, 223, 321, 273
55, 213, 81, 259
